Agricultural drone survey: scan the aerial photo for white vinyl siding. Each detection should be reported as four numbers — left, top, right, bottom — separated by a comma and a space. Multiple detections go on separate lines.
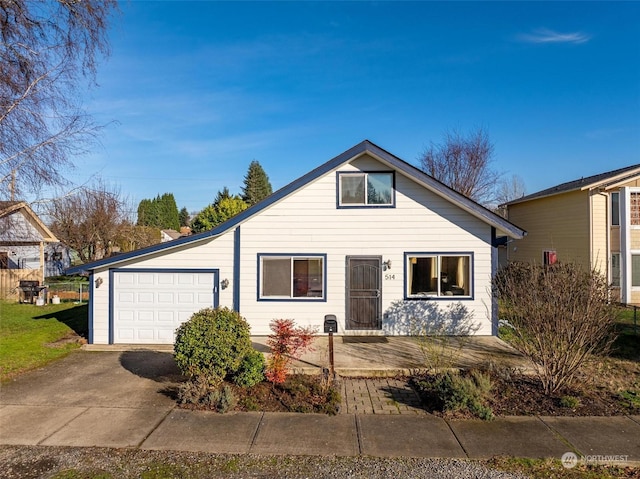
238, 155, 493, 335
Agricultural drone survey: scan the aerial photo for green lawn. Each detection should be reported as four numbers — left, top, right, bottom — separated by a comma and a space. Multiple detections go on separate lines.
0, 301, 88, 382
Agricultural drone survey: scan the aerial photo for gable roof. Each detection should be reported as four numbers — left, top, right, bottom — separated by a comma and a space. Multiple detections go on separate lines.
504, 163, 640, 207
0, 201, 58, 243
66, 140, 526, 274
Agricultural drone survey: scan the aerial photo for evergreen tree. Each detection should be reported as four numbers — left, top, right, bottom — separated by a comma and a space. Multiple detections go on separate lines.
136, 193, 180, 230
190, 189, 248, 233
179, 207, 190, 228
241, 160, 272, 206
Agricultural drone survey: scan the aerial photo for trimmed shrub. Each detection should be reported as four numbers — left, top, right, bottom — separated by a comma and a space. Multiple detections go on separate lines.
232, 348, 265, 388
174, 307, 252, 386
413, 370, 494, 420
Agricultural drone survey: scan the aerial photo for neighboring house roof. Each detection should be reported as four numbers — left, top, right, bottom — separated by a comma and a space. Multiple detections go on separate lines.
0, 201, 58, 244
161, 229, 182, 241
67, 140, 526, 274
504, 163, 640, 207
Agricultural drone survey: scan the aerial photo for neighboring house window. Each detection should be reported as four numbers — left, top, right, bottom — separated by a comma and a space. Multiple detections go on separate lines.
259, 254, 325, 300
611, 253, 620, 288
631, 192, 640, 226
632, 254, 640, 288
611, 192, 620, 226
0, 252, 7, 269
338, 172, 394, 207
543, 250, 557, 266
406, 253, 472, 298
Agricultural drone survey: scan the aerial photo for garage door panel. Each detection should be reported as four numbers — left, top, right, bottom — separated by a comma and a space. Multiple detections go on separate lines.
158, 311, 174, 322
158, 292, 174, 303
113, 271, 216, 344
158, 275, 175, 285
138, 274, 155, 285
118, 292, 135, 303
137, 292, 155, 303
117, 328, 134, 341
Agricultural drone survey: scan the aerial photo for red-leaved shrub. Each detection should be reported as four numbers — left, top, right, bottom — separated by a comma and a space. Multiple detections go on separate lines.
265, 319, 317, 384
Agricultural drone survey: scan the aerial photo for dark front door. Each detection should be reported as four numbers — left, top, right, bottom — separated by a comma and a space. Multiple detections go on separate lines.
346, 256, 382, 330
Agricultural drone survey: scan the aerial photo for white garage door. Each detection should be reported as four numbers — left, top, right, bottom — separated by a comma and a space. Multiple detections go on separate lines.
112, 270, 217, 344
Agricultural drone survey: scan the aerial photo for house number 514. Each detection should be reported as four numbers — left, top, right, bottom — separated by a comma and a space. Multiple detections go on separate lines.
384, 274, 396, 280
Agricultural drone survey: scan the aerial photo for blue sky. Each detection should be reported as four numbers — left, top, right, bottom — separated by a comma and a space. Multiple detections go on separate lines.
69, 1, 639, 215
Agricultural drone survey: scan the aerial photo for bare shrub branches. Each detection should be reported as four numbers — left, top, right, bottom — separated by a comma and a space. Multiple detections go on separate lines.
494, 262, 618, 394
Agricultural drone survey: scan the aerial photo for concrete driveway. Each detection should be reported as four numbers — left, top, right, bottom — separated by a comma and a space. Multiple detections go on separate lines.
0, 350, 182, 408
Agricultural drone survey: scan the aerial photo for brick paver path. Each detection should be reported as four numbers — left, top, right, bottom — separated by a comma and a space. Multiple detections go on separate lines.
341, 378, 426, 414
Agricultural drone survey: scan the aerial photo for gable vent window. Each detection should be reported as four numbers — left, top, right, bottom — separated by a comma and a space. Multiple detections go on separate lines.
338, 172, 395, 207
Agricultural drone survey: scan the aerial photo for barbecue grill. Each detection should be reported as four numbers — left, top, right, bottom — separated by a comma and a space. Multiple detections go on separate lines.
19, 280, 45, 303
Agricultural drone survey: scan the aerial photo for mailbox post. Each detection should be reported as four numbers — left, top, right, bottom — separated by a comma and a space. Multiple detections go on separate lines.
323, 314, 337, 378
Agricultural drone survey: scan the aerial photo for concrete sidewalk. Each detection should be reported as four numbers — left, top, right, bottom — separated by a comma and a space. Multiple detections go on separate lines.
1, 404, 639, 464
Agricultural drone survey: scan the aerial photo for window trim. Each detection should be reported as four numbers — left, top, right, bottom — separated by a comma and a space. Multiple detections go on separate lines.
403, 252, 474, 300
257, 253, 327, 302
611, 252, 621, 288
336, 171, 396, 208
631, 252, 640, 290
611, 191, 620, 227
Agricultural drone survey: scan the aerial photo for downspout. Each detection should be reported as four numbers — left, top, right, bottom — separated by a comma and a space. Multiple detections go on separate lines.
620, 187, 630, 303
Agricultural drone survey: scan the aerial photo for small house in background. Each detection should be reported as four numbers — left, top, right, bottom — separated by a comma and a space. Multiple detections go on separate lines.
0, 201, 58, 299
68, 140, 525, 345
503, 164, 640, 304
161, 229, 182, 242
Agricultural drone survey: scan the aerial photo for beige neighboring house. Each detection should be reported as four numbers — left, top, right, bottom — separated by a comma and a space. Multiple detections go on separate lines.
0, 201, 59, 299
503, 164, 640, 304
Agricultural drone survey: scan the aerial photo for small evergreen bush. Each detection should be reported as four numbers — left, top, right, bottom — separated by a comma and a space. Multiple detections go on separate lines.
414, 370, 494, 420
232, 348, 265, 388
174, 307, 253, 386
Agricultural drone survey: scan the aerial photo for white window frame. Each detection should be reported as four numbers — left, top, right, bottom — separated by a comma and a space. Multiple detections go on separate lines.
258, 254, 326, 301
337, 171, 395, 207
611, 252, 621, 288
611, 191, 620, 227
405, 253, 473, 299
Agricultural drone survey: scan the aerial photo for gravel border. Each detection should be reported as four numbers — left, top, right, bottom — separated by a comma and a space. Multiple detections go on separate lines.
0, 445, 529, 479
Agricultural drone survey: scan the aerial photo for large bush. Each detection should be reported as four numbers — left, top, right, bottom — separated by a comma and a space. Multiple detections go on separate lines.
174, 307, 255, 386
494, 262, 618, 395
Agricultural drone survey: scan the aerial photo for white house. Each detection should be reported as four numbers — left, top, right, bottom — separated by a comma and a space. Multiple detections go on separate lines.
66, 141, 526, 344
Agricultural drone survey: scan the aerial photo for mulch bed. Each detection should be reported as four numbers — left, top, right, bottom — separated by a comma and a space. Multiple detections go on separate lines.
409, 371, 640, 418
487, 374, 635, 417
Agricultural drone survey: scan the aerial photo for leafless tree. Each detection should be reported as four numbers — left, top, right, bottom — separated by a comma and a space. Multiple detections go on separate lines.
494, 262, 618, 395
47, 179, 129, 263
0, 0, 118, 200
494, 174, 526, 217
419, 128, 501, 205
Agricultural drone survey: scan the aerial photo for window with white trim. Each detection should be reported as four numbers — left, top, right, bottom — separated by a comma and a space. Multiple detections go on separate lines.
611, 253, 620, 288
632, 254, 640, 288
611, 192, 620, 226
259, 255, 325, 300
338, 172, 394, 206
406, 254, 472, 298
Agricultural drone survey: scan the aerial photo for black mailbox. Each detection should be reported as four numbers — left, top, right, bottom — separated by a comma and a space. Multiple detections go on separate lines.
324, 314, 338, 333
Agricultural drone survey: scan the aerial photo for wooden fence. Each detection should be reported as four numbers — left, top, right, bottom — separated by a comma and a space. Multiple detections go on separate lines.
0, 269, 42, 301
